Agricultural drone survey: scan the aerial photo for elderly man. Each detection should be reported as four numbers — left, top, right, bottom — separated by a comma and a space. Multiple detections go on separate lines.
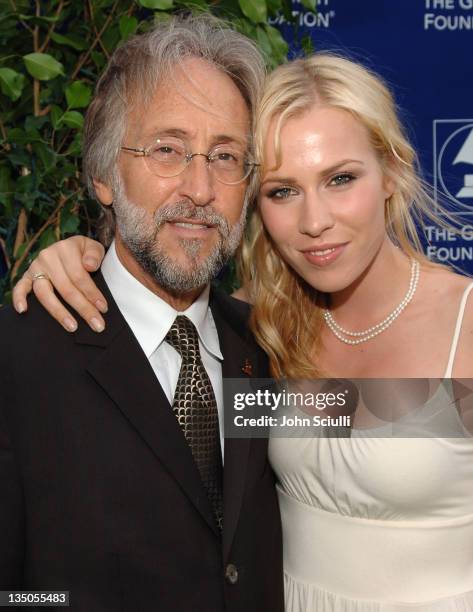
0, 15, 283, 612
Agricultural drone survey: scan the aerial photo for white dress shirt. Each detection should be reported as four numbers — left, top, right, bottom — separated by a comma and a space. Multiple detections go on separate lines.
101, 241, 225, 457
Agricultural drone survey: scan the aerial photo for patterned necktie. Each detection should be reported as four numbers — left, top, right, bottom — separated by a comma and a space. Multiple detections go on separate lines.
165, 315, 223, 531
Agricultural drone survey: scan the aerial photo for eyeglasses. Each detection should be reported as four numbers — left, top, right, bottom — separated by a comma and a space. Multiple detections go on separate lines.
120, 137, 260, 185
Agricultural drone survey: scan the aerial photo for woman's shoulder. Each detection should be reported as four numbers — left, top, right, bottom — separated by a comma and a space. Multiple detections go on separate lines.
423, 266, 473, 377
420, 264, 473, 304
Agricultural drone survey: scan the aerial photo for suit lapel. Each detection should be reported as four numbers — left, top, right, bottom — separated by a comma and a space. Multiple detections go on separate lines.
75, 274, 219, 537
210, 289, 266, 560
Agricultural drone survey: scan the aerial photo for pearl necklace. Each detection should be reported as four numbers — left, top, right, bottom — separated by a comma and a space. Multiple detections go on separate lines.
323, 259, 420, 345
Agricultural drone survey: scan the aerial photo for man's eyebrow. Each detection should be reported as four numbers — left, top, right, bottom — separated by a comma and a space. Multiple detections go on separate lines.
142, 128, 249, 148
262, 159, 364, 184
209, 134, 249, 148
143, 128, 191, 140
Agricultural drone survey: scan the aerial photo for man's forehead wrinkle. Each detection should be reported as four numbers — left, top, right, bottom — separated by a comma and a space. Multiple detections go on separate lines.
123, 68, 250, 148
167, 58, 249, 126
134, 126, 251, 148
127, 84, 242, 141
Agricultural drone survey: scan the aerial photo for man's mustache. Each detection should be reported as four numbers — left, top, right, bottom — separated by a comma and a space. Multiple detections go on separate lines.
153, 201, 231, 237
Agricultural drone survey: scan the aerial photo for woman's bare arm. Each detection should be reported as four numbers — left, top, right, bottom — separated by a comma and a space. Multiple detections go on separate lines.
12, 236, 107, 332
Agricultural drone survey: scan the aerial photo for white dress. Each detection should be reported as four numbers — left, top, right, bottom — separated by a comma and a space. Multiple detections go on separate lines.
268, 283, 473, 611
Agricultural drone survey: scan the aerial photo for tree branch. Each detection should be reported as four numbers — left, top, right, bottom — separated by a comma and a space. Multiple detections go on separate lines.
33, 0, 41, 117
13, 207, 27, 258
38, 0, 65, 54
33, 79, 40, 117
71, 0, 119, 80
87, 0, 110, 59
38, 104, 51, 117
33, 0, 40, 52
0, 117, 8, 145
11, 196, 69, 281
57, 129, 72, 154
0, 238, 11, 270
9, 0, 33, 34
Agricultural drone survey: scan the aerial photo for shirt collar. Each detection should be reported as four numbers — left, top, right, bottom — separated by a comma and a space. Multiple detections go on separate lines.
101, 241, 223, 361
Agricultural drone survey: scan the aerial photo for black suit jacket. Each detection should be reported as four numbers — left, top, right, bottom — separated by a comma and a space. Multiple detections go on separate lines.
0, 275, 283, 612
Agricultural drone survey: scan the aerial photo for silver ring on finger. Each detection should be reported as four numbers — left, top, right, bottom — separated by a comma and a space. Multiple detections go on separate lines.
31, 272, 50, 284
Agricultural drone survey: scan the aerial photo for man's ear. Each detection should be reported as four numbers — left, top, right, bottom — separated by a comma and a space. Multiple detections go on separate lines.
93, 179, 113, 206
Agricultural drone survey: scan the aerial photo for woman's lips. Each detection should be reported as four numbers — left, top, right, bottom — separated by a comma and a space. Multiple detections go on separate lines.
301, 243, 347, 267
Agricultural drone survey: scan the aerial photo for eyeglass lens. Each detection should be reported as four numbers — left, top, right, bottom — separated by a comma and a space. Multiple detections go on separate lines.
144, 137, 253, 184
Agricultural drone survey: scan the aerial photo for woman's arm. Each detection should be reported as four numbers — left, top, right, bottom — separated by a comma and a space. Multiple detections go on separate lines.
12, 236, 107, 332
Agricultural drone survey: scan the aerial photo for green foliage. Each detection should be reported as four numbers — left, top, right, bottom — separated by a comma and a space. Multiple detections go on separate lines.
138, 0, 175, 9
65, 82, 93, 108
0, 0, 304, 303
0, 68, 25, 101
300, 0, 316, 11
23, 52, 65, 80
238, 0, 267, 24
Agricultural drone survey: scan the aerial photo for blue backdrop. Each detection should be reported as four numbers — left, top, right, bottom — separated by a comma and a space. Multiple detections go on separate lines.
273, 0, 473, 273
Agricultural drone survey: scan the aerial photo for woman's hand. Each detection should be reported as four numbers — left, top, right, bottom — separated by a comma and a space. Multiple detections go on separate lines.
12, 236, 108, 332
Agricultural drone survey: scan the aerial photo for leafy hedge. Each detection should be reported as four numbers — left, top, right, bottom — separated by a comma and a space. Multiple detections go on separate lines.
0, 0, 316, 303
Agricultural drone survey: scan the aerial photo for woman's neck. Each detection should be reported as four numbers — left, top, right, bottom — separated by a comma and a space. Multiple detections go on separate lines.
327, 241, 414, 330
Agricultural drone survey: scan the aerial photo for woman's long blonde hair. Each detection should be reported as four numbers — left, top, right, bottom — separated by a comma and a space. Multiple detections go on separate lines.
239, 53, 453, 379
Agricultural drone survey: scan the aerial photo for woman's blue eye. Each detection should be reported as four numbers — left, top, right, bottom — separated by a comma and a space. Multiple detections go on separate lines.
267, 187, 296, 199
329, 173, 356, 186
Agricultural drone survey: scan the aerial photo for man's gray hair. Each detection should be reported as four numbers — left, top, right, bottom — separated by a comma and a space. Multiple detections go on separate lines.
82, 13, 266, 245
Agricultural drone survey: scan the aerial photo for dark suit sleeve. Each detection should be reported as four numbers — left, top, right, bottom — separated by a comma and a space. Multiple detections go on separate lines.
0, 344, 25, 587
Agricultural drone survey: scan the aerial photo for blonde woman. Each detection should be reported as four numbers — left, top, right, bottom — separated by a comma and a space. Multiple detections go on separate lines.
14, 54, 473, 610
241, 55, 473, 611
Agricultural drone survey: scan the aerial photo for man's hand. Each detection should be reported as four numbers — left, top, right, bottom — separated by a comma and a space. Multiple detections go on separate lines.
12, 236, 108, 332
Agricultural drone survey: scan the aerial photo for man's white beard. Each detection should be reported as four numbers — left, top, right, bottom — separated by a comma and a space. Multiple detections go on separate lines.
111, 174, 247, 294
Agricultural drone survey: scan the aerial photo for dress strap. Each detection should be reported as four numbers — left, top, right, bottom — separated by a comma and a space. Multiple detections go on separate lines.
444, 281, 473, 377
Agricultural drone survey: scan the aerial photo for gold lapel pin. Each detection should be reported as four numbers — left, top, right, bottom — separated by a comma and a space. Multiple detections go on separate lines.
241, 359, 253, 376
